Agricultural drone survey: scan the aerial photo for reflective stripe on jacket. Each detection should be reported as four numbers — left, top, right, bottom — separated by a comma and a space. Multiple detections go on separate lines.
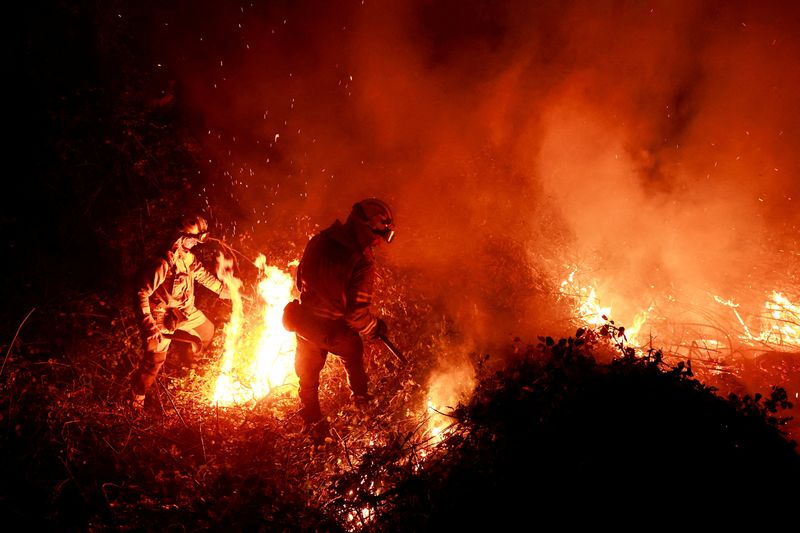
137, 248, 224, 317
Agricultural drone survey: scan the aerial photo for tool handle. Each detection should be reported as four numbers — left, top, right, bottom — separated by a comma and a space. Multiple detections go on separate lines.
378, 334, 408, 365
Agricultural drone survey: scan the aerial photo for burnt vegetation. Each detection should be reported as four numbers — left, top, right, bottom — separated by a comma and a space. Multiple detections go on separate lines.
5, 3, 800, 531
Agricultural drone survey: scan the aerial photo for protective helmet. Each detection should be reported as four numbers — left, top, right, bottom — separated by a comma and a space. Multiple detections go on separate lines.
177, 214, 210, 243
351, 198, 395, 243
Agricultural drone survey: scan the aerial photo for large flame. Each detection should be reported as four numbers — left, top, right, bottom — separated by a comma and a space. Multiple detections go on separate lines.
212, 253, 298, 406
425, 362, 475, 444
559, 269, 649, 346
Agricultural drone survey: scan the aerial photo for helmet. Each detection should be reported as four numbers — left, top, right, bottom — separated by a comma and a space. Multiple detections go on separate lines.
177, 214, 210, 243
352, 198, 395, 243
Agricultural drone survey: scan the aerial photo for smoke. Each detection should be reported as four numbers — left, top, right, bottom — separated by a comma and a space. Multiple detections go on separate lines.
147, 0, 800, 353
528, 1, 800, 327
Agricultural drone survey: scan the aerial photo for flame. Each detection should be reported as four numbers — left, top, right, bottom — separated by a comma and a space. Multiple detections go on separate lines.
760, 291, 800, 347
559, 269, 649, 346
739, 291, 800, 349
562, 266, 800, 358
211, 253, 298, 406
346, 507, 375, 528
625, 311, 649, 346
425, 362, 475, 444
713, 290, 800, 350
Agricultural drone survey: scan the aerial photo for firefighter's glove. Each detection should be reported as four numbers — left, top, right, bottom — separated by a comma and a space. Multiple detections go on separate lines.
370, 317, 388, 341
142, 315, 163, 344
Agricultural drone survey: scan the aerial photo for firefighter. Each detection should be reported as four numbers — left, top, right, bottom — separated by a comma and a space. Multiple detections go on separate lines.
285, 198, 395, 439
129, 214, 230, 409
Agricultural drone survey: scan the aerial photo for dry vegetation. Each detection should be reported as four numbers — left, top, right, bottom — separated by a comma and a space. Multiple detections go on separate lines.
2, 277, 800, 531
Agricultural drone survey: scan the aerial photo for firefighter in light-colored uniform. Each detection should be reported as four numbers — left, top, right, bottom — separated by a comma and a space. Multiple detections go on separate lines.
130, 214, 229, 408
289, 198, 395, 436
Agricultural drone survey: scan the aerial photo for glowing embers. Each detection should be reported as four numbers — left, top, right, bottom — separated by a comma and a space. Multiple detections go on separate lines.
212, 254, 298, 406
559, 269, 648, 346
345, 500, 376, 529
759, 291, 800, 348
724, 290, 800, 349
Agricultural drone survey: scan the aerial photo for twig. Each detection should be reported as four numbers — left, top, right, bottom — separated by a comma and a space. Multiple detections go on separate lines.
158, 378, 189, 428
402, 414, 433, 450
71, 312, 111, 319
56, 456, 79, 494
208, 237, 256, 265
427, 405, 458, 418
102, 437, 119, 455
332, 426, 354, 470
1, 307, 36, 378
154, 443, 204, 490
199, 422, 207, 464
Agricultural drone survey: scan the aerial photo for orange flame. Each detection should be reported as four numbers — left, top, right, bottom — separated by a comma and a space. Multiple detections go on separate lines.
560, 269, 649, 346
725, 291, 800, 349
425, 362, 475, 444
760, 291, 800, 348
564, 270, 800, 357
211, 254, 298, 406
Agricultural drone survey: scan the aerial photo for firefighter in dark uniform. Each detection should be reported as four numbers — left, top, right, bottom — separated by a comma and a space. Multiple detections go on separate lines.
130, 214, 230, 409
288, 198, 395, 437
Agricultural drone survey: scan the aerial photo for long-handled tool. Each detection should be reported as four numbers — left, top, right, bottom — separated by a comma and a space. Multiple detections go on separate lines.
378, 334, 407, 365
163, 331, 202, 353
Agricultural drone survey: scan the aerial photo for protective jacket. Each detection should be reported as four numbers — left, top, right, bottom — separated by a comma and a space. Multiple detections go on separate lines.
137, 248, 225, 320
297, 219, 379, 336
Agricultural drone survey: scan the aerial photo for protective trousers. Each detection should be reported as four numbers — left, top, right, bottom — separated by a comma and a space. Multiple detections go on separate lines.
132, 307, 214, 395
294, 322, 368, 425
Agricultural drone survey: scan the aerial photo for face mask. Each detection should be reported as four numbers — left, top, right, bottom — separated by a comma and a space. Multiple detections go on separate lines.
180, 230, 208, 250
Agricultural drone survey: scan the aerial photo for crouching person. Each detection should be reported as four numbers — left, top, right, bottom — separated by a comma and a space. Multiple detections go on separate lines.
129, 213, 230, 410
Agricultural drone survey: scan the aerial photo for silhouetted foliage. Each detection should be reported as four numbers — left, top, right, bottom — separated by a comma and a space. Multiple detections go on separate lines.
366, 326, 800, 530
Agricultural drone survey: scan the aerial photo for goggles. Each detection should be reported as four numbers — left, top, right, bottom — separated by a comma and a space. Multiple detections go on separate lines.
354, 202, 395, 243
182, 230, 209, 243
372, 225, 395, 243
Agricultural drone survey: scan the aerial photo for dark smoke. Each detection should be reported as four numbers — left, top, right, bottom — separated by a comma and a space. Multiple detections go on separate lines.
142, 0, 800, 351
